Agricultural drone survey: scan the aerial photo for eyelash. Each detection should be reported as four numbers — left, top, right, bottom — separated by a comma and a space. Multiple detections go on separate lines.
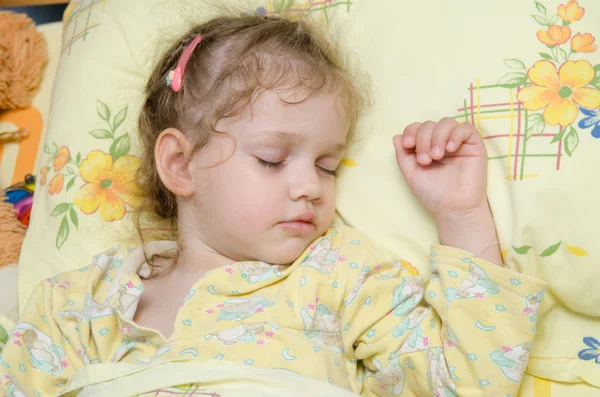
256, 158, 337, 176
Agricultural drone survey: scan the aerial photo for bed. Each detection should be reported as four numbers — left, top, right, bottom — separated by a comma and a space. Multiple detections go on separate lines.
1, 0, 599, 395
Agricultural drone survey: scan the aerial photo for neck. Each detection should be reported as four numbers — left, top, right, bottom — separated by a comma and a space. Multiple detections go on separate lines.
172, 200, 242, 278
173, 233, 237, 279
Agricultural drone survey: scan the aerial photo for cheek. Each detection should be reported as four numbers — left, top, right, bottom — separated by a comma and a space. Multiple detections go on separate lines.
215, 161, 284, 223
322, 183, 337, 219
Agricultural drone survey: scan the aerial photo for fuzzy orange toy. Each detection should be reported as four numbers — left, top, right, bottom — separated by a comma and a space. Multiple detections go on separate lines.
0, 11, 47, 110
0, 189, 26, 267
0, 10, 47, 142
0, 11, 47, 267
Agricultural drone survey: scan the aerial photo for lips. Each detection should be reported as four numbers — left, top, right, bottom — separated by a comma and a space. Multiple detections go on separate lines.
290, 212, 316, 223
278, 212, 316, 233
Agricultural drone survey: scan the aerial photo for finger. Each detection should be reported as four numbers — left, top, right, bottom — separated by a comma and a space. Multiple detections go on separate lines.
447, 123, 481, 152
415, 121, 436, 165
393, 134, 417, 177
401, 122, 421, 149
431, 117, 458, 160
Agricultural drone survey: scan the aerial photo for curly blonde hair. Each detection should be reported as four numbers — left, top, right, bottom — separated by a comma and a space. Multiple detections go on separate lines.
136, 14, 368, 246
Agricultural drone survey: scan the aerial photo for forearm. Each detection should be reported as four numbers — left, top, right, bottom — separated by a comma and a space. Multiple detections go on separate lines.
434, 204, 504, 267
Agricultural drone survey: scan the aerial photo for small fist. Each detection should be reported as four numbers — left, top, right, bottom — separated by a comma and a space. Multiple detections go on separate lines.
393, 118, 489, 217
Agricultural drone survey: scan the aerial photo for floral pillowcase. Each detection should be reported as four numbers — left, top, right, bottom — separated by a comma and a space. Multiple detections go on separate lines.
333, 0, 599, 390
16, 1, 600, 391
39, 101, 140, 249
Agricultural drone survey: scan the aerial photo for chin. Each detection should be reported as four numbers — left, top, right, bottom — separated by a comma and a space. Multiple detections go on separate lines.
263, 238, 316, 265
245, 225, 328, 265
263, 251, 305, 265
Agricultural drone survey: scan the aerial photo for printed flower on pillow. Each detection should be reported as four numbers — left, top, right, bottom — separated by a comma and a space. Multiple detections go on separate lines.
578, 106, 600, 137
39, 100, 141, 249
517, 60, 600, 127
74, 151, 141, 222
498, 0, 600, 156
578, 336, 600, 364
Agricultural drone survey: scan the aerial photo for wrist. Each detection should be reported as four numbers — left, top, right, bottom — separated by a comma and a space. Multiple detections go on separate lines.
433, 204, 492, 228
434, 204, 504, 266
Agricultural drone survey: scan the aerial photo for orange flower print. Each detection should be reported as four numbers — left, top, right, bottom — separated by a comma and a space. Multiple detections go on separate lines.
74, 150, 141, 222
40, 165, 49, 185
558, 0, 584, 23
571, 33, 598, 53
517, 60, 600, 127
53, 146, 70, 172
49, 173, 64, 195
537, 25, 571, 46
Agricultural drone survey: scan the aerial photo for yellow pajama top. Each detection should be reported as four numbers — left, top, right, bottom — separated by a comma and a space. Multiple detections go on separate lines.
0, 226, 546, 396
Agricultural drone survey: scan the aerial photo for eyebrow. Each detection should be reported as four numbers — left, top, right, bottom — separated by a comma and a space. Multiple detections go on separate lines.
249, 130, 346, 153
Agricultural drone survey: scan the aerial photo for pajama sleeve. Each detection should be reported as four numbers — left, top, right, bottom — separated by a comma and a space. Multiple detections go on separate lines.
340, 244, 547, 397
0, 281, 78, 397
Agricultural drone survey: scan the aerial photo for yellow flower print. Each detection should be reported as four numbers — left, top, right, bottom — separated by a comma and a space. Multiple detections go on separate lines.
557, 0, 584, 23
74, 150, 141, 221
53, 146, 70, 172
517, 60, 600, 127
49, 173, 64, 195
536, 25, 571, 46
571, 33, 598, 53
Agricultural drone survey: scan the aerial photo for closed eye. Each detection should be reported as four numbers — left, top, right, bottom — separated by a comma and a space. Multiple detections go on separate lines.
257, 158, 337, 176
319, 166, 336, 176
256, 158, 283, 168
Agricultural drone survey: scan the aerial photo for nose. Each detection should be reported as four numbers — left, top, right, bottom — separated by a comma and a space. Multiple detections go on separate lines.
288, 166, 324, 202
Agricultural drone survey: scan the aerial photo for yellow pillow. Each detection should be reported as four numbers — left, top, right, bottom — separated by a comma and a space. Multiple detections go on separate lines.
335, 0, 600, 389
19, 0, 600, 392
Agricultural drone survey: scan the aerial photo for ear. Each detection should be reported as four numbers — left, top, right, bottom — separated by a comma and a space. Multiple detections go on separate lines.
155, 128, 195, 197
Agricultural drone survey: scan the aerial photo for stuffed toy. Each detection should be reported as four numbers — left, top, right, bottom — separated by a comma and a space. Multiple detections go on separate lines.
0, 10, 47, 140
0, 186, 28, 267
0, 10, 47, 266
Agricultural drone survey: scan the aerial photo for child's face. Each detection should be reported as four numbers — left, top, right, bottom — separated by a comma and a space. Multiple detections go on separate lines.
184, 89, 349, 264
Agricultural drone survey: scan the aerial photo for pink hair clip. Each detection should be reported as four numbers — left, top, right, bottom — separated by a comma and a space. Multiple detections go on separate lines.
166, 34, 203, 93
